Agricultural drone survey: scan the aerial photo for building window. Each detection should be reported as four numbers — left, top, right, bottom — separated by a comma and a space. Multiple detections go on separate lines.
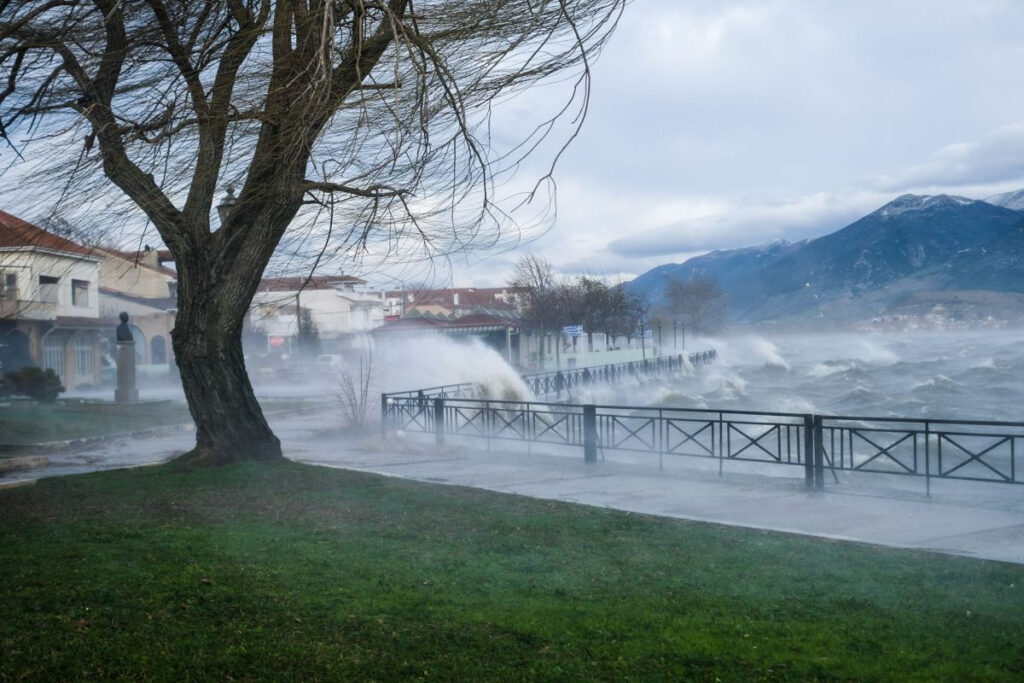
0, 272, 14, 299
75, 335, 94, 381
151, 335, 167, 364
38, 275, 59, 304
72, 279, 90, 307
42, 333, 65, 381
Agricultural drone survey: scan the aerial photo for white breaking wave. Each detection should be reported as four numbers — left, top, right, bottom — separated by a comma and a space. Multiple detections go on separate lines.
707, 334, 790, 371
379, 334, 534, 401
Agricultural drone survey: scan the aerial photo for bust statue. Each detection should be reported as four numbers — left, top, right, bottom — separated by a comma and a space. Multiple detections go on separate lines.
116, 311, 134, 342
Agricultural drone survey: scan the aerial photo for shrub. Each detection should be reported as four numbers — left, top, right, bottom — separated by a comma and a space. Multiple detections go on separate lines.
1, 366, 65, 402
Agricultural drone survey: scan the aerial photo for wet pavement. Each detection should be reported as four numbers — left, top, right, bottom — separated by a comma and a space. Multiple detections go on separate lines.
4, 409, 1024, 565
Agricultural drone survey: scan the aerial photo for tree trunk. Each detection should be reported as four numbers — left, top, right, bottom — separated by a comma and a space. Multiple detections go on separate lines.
171, 276, 283, 466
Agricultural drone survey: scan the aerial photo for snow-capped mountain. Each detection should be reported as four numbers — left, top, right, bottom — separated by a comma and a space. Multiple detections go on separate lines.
984, 188, 1024, 211
627, 192, 1024, 326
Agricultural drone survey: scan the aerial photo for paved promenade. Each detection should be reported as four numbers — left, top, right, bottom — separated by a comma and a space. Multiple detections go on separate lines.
4, 410, 1024, 565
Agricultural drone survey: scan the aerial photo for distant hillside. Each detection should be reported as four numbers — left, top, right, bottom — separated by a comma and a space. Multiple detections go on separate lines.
627, 192, 1024, 328
985, 188, 1024, 211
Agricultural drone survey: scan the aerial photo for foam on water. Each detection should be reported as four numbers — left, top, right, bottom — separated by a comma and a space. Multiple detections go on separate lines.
631, 329, 1024, 423
710, 335, 790, 371
807, 361, 855, 378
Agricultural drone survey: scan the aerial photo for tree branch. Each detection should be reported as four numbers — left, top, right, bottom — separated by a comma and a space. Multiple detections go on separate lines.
303, 179, 409, 198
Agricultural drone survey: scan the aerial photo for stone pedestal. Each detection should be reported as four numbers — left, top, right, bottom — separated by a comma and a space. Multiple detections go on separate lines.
115, 341, 138, 403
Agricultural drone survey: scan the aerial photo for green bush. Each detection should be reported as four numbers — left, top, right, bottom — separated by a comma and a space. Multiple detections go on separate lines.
1, 366, 65, 402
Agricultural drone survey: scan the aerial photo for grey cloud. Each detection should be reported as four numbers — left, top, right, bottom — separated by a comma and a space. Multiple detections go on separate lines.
875, 123, 1024, 192
607, 194, 876, 258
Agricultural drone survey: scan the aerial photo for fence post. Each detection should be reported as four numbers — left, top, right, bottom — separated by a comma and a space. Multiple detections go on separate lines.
924, 421, 931, 498
434, 397, 445, 446
813, 415, 825, 490
583, 404, 597, 463
804, 414, 814, 489
381, 393, 388, 440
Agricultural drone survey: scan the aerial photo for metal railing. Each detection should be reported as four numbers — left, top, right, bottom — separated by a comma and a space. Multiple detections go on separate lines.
819, 415, 1024, 494
381, 396, 1024, 493
522, 350, 717, 399
383, 349, 718, 402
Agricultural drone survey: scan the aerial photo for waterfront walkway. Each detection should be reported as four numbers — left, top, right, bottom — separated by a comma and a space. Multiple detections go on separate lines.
4, 409, 1023, 565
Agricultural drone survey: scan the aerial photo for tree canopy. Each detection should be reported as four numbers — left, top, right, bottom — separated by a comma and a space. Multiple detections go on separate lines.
0, 0, 626, 463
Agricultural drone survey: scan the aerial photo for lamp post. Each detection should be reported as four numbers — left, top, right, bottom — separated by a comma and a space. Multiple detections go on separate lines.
640, 316, 646, 361
217, 186, 237, 227
673, 321, 678, 349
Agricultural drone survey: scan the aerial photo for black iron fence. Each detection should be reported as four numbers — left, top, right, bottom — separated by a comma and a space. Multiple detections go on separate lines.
522, 350, 717, 399
380, 395, 1024, 493
384, 349, 718, 402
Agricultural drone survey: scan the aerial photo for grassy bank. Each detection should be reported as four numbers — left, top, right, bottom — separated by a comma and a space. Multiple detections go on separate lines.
2, 462, 1023, 680
0, 399, 314, 447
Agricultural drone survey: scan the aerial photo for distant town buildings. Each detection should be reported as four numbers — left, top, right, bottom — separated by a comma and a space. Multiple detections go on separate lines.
249, 275, 386, 355
0, 207, 561, 386
374, 286, 525, 364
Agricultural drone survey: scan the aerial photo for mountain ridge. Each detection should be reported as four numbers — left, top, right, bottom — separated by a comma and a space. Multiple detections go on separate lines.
627, 192, 1024, 328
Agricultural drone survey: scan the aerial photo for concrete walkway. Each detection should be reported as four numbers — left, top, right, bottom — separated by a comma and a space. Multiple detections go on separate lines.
4, 410, 1024, 565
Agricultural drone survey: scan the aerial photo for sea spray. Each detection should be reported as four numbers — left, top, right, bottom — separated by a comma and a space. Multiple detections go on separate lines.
377, 334, 534, 401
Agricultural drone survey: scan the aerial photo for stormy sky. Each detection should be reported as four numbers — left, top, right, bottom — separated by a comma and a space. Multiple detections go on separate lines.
449, 0, 1024, 286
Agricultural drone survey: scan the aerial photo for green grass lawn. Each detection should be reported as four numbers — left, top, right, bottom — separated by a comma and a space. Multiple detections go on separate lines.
2, 462, 1023, 681
0, 399, 315, 447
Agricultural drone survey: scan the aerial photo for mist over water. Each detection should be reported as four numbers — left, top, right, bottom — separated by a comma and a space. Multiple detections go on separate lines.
62, 329, 1024, 424
636, 330, 1024, 422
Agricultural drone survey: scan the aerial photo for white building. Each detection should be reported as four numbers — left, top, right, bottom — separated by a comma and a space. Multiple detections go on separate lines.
249, 275, 385, 354
0, 210, 105, 389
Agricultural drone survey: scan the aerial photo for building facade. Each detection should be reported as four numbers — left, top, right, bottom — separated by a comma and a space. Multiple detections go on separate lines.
0, 211, 105, 390
249, 275, 385, 356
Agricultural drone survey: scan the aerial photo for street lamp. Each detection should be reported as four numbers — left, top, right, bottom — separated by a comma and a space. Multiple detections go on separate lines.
217, 186, 237, 227
640, 316, 646, 361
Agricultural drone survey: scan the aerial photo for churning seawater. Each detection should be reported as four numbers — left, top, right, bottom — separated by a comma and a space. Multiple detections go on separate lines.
596, 330, 1024, 423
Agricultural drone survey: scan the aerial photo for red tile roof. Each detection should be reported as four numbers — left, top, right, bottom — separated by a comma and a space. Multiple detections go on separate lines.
0, 210, 96, 257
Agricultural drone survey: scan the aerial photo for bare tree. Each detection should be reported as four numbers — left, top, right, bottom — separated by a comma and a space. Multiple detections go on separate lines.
510, 254, 560, 327
665, 276, 727, 334
0, 0, 625, 464
596, 280, 633, 345
509, 253, 566, 367
335, 351, 376, 429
